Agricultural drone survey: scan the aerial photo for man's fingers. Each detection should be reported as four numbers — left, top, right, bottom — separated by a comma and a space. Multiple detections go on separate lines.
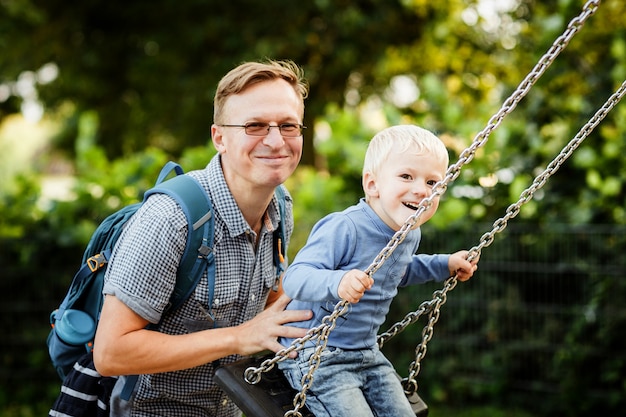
267, 293, 292, 311
277, 308, 313, 325
277, 323, 309, 340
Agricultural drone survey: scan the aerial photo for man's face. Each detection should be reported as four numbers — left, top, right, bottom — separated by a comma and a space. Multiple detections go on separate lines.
212, 79, 304, 192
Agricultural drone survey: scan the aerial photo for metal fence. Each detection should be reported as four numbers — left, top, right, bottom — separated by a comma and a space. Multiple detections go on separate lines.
382, 223, 626, 415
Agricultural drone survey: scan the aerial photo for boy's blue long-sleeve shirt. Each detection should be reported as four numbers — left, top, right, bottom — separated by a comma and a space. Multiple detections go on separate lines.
281, 199, 450, 350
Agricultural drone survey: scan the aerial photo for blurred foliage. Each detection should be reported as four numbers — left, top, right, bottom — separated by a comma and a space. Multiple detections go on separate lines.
2, 0, 626, 416
0, 0, 429, 165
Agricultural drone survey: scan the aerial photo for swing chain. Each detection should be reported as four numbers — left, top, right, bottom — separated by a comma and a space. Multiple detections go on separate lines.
244, 302, 352, 417
242, 1, 610, 414
282, 0, 600, 364
274, 1, 607, 411
287, 302, 349, 417
402, 275, 458, 394
378, 0, 606, 393
244, 302, 350, 385
399, 77, 626, 395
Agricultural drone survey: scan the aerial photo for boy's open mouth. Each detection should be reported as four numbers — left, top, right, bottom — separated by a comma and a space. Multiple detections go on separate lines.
403, 202, 420, 210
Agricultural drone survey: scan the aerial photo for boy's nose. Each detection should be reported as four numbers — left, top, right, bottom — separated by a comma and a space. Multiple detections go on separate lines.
412, 182, 429, 197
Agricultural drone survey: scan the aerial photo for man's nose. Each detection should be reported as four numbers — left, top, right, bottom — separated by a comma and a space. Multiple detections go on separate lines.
263, 126, 285, 148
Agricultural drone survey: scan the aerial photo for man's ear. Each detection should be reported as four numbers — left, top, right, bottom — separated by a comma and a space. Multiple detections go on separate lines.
211, 124, 226, 153
363, 172, 379, 199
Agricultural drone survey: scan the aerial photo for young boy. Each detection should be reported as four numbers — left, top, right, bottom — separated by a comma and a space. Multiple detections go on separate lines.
278, 124, 479, 417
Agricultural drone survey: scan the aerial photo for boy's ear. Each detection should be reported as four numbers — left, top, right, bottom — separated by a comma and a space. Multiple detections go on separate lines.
363, 172, 379, 198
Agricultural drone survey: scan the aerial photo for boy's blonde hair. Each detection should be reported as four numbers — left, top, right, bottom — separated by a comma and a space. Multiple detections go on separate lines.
362, 125, 449, 178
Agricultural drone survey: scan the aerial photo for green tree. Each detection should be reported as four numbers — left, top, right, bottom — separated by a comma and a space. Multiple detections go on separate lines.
1, 0, 430, 165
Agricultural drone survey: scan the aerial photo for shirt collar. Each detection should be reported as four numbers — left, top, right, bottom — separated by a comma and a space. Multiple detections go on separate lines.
206, 154, 280, 238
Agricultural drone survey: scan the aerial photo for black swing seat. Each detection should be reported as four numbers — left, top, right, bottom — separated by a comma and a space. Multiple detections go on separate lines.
215, 354, 314, 417
214, 354, 428, 417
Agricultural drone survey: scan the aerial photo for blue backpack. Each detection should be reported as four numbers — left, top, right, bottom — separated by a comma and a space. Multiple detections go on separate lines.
47, 161, 287, 380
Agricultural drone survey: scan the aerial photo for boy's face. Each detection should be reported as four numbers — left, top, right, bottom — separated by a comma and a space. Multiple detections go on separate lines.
363, 149, 446, 231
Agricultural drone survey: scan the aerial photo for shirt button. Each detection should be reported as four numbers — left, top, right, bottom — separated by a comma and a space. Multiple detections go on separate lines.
250, 294, 256, 302
213, 299, 220, 307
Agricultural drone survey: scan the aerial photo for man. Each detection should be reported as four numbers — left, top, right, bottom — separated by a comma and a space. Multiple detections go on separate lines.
93, 60, 313, 416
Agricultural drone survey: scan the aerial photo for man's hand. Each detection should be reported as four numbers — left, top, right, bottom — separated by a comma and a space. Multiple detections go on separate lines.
235, 294, 311, 358
337, 269, 374, 303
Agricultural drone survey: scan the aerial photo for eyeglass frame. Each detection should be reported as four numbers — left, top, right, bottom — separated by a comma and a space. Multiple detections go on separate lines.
218, 122, 306, 137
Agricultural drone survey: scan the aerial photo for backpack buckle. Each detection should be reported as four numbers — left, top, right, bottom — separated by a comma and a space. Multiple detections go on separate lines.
198, 244, 212, 258
87, 253, 107, 272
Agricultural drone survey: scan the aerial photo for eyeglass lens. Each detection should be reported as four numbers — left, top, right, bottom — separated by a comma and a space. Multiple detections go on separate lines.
245, 123, 303, 137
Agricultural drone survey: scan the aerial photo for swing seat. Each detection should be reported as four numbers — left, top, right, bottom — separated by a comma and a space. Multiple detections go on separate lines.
215, 354, 314, 417
215, 354, 428, 417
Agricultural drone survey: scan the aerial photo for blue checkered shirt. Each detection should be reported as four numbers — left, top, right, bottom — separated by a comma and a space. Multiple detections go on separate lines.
103, 154, 293, 417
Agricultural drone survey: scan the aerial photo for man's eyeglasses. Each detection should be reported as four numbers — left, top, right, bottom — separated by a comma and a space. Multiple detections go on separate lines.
219, 122, 306, 137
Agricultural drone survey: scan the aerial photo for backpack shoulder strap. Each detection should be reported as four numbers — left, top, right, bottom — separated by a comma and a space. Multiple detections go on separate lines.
122, 164, 216, 401
273, 186, 287, 285
144, 170, 214, 312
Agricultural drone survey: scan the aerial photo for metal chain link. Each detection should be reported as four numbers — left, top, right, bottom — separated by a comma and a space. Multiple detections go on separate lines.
243, 1, 604, 415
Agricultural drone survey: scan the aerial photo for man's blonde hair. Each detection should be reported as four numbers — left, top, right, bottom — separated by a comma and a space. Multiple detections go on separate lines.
362, 124, 449, 178
213, 60, 309, 124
